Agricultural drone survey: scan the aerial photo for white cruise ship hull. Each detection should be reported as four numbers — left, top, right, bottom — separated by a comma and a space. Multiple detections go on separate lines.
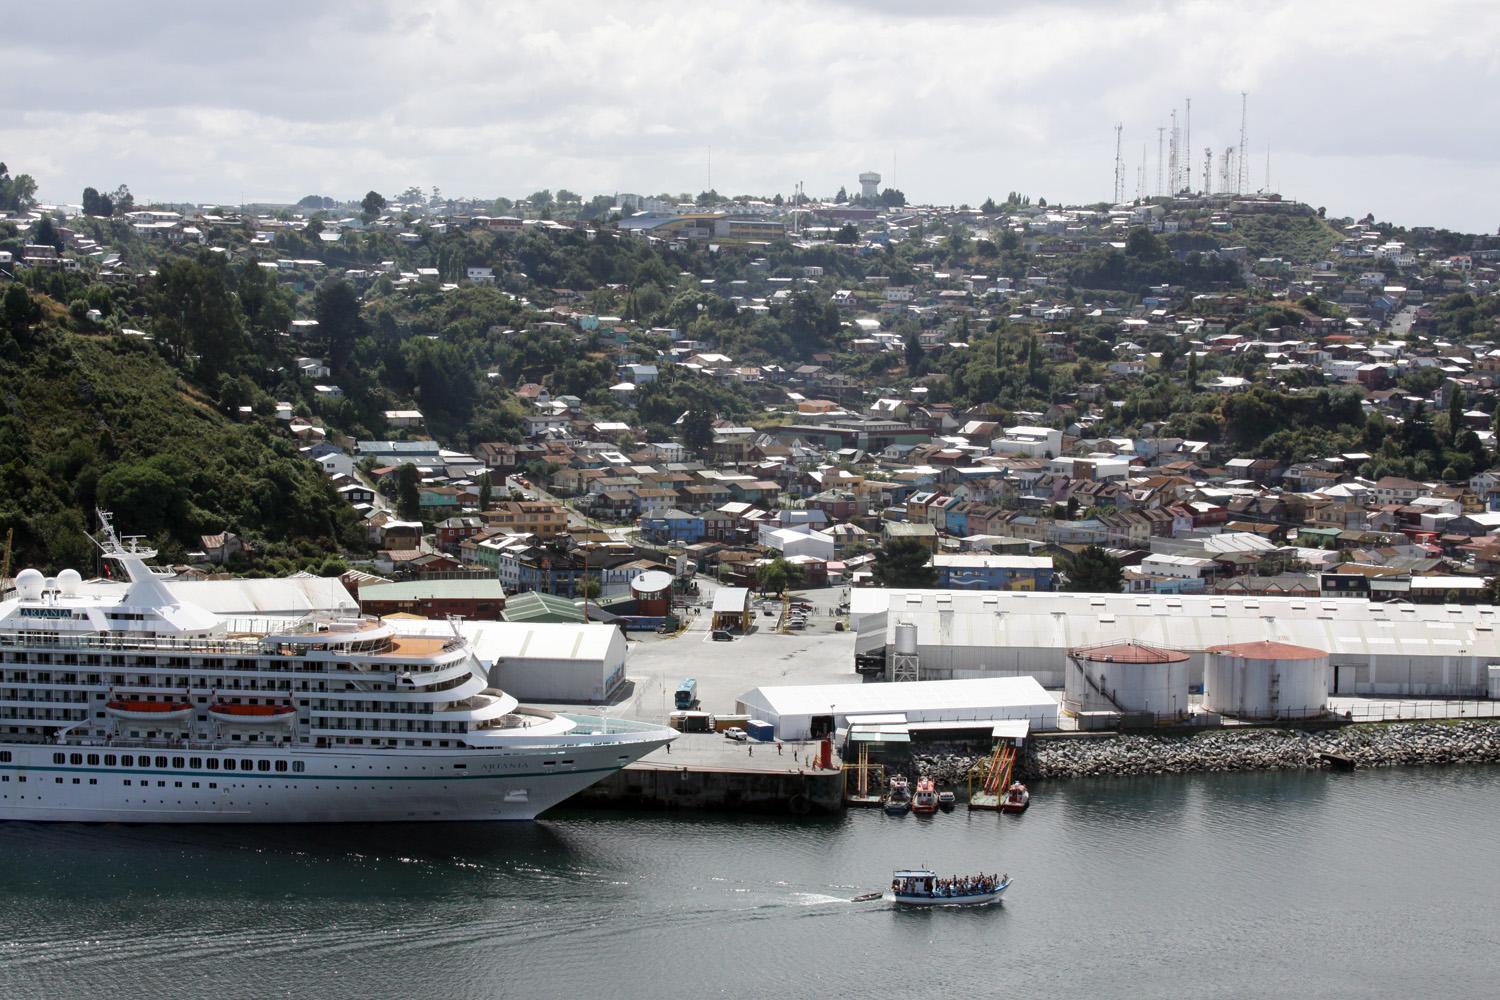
0, 722, 668, 824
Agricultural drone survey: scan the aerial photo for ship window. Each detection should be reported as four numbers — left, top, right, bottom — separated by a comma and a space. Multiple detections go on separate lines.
258, 760, 270, 772
292, 762, 305, 773
190, 758, 202, 769
52, 753, 64, 765
242, 759, 253, 771
275, 761, 287, 772
104, 755, 116, 766
121, 755, 133, 767
87, 754, 99, 765
206, 759, 219, 770
172, 757, 185, 768
223, 760, 235, 771
155, 756, 167, 768
0, 752, 9, 763
69, 754, 82, 765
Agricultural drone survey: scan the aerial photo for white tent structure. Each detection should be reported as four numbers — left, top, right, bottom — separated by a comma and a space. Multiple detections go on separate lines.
735, 677, 1058, 740
398, 620, 628, 703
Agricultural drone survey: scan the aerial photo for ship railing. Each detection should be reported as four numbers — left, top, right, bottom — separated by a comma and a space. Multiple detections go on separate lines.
0, 630, 266, 655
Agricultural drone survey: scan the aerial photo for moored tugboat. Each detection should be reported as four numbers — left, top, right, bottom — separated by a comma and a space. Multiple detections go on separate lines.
1000, 781, 1031, 813
911, 777, 939, 815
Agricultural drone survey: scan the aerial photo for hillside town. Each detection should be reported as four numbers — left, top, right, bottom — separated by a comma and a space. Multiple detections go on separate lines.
5, 167, 1500, 618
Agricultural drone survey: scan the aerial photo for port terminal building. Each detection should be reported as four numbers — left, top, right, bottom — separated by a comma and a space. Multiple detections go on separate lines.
850, 589, 1500, 698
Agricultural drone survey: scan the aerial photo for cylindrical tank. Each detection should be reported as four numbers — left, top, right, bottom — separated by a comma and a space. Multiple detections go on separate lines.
1064, 642, 1191, 719
629, 570, 674, 617
1204, 641, 1329, 720
894, 622, 918, 655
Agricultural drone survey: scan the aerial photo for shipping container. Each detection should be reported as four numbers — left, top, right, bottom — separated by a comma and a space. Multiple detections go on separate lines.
746, 719, 775, 741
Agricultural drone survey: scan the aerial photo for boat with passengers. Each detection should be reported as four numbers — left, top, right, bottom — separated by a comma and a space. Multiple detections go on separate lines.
888, 869, 1010, 907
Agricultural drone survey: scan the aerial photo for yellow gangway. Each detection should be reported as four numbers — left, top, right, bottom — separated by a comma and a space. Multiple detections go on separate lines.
967, 743, 1016, 811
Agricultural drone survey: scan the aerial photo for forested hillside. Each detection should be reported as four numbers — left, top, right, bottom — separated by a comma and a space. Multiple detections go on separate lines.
0, 287, 358, 571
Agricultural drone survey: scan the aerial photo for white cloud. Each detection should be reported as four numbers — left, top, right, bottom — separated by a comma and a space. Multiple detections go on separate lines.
1, 0, 1496, 229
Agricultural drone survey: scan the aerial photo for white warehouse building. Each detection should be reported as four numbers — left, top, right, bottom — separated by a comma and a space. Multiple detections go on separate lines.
735, 677, 1058, 741
851, 589, 1500, 697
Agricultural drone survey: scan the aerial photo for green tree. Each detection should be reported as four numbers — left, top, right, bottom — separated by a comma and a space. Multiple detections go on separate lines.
1064, 546, 1122, 593
478, 471, 493, 511
3, 284, 40, 339
110, 184, 134, 215
361, 190, 386, 221
682, 408, 714, 456
758, 556, 803, 596
1125, 227, 1165, 259
834, 185, 848, 203
149, 255, 246, 376
871, 539, 937, 588
879, 188, 907, 208
1447, 385, 1465, 446
835, 222, 858, 244
396, 463, 421, 521
905, 330, 924, 376
81, 186, 113, 217
314, 277, 361, 376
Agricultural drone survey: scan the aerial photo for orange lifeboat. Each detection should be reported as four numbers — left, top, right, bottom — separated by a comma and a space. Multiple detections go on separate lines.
207, 703, 297, 726
106, 700, 194, 723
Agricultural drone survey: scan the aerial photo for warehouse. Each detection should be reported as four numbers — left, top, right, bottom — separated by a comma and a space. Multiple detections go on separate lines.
399, 619, 628, 703
851, 589, 1500, 697
734, 677, 1058, 741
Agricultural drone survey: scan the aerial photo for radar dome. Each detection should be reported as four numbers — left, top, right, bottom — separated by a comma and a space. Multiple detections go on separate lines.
15, 568, 44, 600
57, 569, 83, 596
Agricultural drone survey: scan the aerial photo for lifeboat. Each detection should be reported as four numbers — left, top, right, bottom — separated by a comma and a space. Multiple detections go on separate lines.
911, 777, 939, 816
106, 699, 193, 723
1000, 781, 1031, 813
208, 703, 298, 726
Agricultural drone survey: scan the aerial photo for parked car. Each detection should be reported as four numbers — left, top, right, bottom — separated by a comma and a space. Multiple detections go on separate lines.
712, 629, 734, 642
723, 727, 748, 742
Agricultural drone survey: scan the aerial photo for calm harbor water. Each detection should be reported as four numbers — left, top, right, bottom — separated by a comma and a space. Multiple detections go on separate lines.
2, 766, 1497, 999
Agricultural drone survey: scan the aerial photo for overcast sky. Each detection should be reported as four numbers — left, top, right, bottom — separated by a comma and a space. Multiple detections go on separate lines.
4, 1, 1497, 231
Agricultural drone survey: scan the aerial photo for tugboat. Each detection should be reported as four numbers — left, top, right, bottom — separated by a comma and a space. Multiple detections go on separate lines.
888, 869, 1010, 907
911, 777, 939, 815
884, 775, 912, 816
937, 789, 957, 813
1000, 781, 1031, 813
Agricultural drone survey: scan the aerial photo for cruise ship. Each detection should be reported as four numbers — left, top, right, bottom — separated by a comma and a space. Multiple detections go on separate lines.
0, 516, 674, 823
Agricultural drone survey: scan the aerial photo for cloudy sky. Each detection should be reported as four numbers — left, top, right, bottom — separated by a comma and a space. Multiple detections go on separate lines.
5, 1, 1497, 230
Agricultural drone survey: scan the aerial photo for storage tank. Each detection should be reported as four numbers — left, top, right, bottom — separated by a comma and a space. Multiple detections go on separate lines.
893, 622, 919, 655
1204, 641, 1329, 720
630, 570, 674, 617
1064, 641, 1191, 720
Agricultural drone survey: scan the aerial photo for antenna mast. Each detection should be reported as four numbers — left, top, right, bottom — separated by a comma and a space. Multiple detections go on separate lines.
1155, 127, 1165, 197
1236, 92, 1249, 195
1182, 98, 1192, 193
1202, 147, 1212, 197
1112, 123, 1124, 203
1167, 110, 1178, 198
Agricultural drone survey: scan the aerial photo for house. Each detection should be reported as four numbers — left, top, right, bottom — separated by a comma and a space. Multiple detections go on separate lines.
483, 500, 569, 540
932, 553, 1055, 591
639, 509, 706, 545
384, 409, 425, 428
199, 531, 246, 565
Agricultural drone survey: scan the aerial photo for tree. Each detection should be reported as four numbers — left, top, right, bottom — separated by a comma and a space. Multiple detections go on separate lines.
149, 255, 246, 376
0, 164, 37, 211
361, 190, 386, 221
758, 556, 803, 596
879, 187, 907, 208
33, 216, 64, 252
396, 463, 421, 521
314, 277, 361, 376
1125, 226, 1165, 259
835, 222, 858, 244
834, 185, 848, 204
905, 330, 924, 376
82, 186, 113, 217
1064, 546, 1122, 593
478, 471, 493, 511
980, 196, 999, 215
1448, 385, 1465, 447
2, 284, 40, 339
110, 184, 134, 215
682, 408, 714, 456
871, 539, 937, 588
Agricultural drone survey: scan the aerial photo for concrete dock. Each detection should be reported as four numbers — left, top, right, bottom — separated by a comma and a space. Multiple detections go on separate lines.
571, 731, 845, 815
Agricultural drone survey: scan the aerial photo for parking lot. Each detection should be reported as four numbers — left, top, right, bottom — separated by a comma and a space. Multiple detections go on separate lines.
602, 581, 862, 726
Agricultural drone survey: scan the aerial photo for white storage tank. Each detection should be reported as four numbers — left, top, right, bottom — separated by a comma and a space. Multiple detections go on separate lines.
1064, 641, 1191, 719
1204, 641, 1329, 720
893, 622, 918, 655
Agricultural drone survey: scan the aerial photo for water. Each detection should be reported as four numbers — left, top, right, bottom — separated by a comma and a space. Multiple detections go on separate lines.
3, 767, 1498, 999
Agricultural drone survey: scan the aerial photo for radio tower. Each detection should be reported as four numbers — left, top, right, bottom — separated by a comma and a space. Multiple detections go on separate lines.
1137, 143, 1146, 201
1156, 127, 1165, 197
1112, 123, 1124, 203
1182, 98, 1192, 193
1236, 92, 1249, 194
1167, 110, 1179, 197
1202, 147, 1212, 196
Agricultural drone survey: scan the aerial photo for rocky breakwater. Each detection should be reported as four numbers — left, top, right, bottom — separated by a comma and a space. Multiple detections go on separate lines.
1030, 722, 1500, 780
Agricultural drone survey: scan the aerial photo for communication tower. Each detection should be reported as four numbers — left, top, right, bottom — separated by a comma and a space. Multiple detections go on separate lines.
1182, 98, 1192, 193
1202, 147, 1212, 196
1167, 110, 1179, 199
1155, 127, 1165, 197
1113, 123, 1125, 204
1236, 92, 1249, 195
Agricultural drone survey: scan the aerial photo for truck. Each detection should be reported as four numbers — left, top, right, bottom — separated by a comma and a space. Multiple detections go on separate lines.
674, 677, 699, 711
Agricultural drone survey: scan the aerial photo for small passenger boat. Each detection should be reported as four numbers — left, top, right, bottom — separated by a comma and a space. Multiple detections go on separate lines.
105, 699, 193, 723
884, 775, 911, 816
888, 869, 1010, 907
911, 777, 939, 815
208, 703, 298, 726
1000, 781, 1031, 813
937, 790, 957, 812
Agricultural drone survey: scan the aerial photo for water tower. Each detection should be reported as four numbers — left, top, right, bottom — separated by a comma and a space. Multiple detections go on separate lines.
859, 171, 881, 200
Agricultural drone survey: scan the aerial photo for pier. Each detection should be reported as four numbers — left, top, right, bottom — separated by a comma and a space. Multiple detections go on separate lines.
572, 734, 844, 816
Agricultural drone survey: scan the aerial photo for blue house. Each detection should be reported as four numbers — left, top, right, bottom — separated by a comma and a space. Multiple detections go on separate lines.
932, 554, 1055, 591
640, 508, 705, 545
